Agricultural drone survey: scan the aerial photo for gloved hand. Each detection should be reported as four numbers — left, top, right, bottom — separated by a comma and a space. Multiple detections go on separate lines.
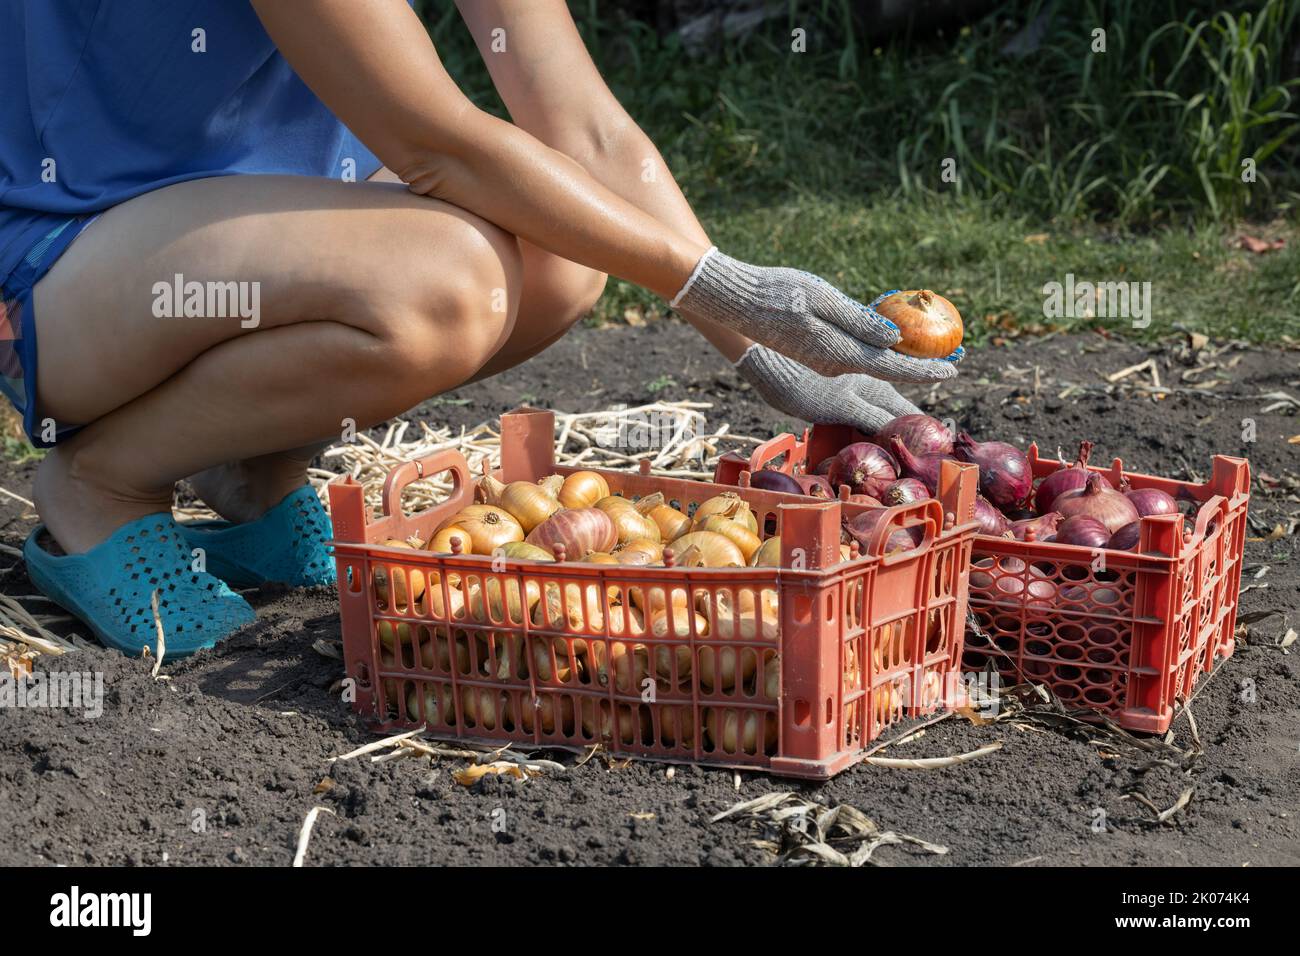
735, 343, 929, 432
672, 247, 961, 380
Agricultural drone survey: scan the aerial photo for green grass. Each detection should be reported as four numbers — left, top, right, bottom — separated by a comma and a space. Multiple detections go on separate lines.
599, 193, 1299, 343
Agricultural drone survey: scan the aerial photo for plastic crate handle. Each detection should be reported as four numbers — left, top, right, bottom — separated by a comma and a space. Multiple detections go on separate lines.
746, 430, 809, 476
380, 448, 475, 520
869, 499, 942, 564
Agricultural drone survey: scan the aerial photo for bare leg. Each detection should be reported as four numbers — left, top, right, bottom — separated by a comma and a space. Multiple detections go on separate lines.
31, 174, 523, 552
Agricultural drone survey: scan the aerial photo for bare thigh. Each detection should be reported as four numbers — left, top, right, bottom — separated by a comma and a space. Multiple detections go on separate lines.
33, 174, 523, 427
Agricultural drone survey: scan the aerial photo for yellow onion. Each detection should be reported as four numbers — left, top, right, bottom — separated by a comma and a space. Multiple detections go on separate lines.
634, 493, 693, 542
538, 474, 566, 499
585, 606, 648, 690
874, 289, 964, 359
527, 507, 616, 559
533, 581, 606, 632
692, 493, 758, 534
696, 515, 761, 562
500, 541, 555, 562
668, 531, 745, 568
697, 643, 758, 693
461, 577, 540, 626
437, 503, 506, 533
579, 699, 648, 746
649, 606, 706, 683
704, 707, 777, 755
445, 506, 523, 553
406, 684, 456, 726
657, 705, 696, 748
615, 538, 664, 566
494, 480, 560, 533
557, 471, 610, 510
704, 589, 780, 643
760, 649, 780, 701
749, 536, 783, 568
520, 693, 575, 736
372, 538, 426, 607
594, 495, 661, 545
426, 526, 472, 554
528, 637, 576, 683
582, 551, 620, 565
459, 686, 504, 731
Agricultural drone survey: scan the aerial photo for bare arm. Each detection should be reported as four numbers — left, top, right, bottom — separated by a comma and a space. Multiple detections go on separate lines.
250, 0, 707, 299
454, 0, 752, 360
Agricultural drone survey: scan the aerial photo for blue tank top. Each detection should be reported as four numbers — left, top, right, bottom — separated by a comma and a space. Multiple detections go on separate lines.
0, 0, 382, 281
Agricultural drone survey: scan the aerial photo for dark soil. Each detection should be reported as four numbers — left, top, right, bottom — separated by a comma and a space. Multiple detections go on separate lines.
1, 322, 1297, 867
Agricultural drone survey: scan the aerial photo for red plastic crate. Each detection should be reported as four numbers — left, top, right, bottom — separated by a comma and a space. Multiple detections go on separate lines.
718, 423, 1251, 733
328, 408, 980, 779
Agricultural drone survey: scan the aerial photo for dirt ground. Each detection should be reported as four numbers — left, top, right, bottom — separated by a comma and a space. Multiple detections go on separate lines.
1, 321, 1297, 867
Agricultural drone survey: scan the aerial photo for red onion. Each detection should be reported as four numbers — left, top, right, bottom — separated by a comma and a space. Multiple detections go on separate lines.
1054, 514, 1111, 548
973, 496, 1010, 536
747, 469, 804, 495
888, 436, 951, 495
881, 478, 930, 506
969, 557, 1054, 607
828, 442, 897, 500
1054, 473, 1138, 533
1003, 505, 1037, 522
1034, 441, 1109, 514
874, 414, 953, 457
1009, 512, 1062, 542
846, 494, 882, 507
1108, 521, 1141, 551
794, 475, 834, 499
1121, 481, 1178, 518
953, 432, 1032, 510
813, 456, 837, 477
843, 509, 920, 555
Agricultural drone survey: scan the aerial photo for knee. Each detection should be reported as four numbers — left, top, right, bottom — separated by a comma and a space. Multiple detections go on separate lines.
374, 212, 524, 388
519, 249, 608, 345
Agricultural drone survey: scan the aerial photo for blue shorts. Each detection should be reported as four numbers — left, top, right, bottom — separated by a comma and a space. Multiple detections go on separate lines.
0, 214, 95, 447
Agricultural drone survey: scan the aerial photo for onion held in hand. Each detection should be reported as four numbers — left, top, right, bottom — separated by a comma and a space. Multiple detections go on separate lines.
874, 289, 963, 359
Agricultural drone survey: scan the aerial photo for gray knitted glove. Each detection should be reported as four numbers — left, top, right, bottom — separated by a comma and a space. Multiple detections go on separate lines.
672, 247, 960, 380
736, 344, 925, 432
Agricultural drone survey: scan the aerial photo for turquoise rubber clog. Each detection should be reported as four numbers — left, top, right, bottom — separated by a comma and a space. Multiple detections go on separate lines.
177, 485, 335, 589
24, 514, 256, 657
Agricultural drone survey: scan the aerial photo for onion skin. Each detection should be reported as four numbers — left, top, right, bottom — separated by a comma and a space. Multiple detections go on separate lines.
1034, 441, 1109, 515
888, 435, 950, 495
881, 478, 930, 506
1054, 514, 1112, 549
875, 414, 954, 457
747, 469, 804, 495
874, 289, 964, 359
1008, 512, 1062, 542
794, 475, 834, 499
843, 509, 921, 555
828, 442, 897, 499
1054, 473, 1139, 534
526, 507, 617, 557
973, 496, 1010, 537
1108, 521, 1141, 551
1123, 485, 1178, 518
953, 432, 1033, 510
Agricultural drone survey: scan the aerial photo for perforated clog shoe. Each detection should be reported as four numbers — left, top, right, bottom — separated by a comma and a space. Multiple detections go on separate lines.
177, 485, 335, 589
24, 515, 256, 657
